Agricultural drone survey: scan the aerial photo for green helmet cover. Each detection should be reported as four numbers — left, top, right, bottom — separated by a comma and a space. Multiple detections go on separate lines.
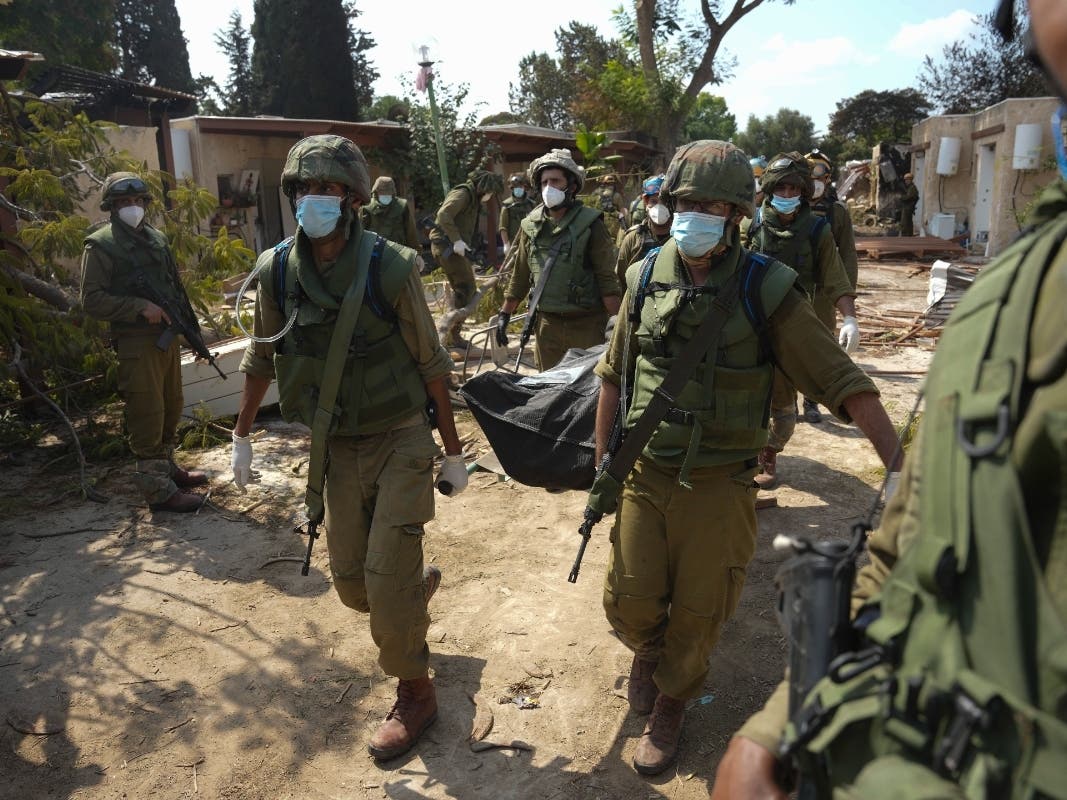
281, 135, 371, 203
469, 169, 504, 197
662, 140, 755, 218
528, 148, 584, 193
100, 171, 151, 211
761, 151, 814, 198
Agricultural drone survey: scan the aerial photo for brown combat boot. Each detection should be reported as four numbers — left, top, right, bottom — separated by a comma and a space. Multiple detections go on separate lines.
753, 446, 779, 490
424, 565, 441, 606
633, 692, 686, 775
149, 489, 204, 513
172, 465, 208, 488
627, 655, 659, 715
367, 676, 438, 761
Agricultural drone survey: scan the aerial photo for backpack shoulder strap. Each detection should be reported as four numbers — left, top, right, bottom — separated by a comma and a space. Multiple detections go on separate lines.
627, 246, 661, 321
363, 235, 396, 324
809, 215, 829, 254
273, 236, 296, 314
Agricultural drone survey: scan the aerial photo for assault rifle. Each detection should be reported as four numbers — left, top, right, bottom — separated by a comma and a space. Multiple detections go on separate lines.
774, 522, 868, 799
568, 403, 624, 583
133, 273, 226, 380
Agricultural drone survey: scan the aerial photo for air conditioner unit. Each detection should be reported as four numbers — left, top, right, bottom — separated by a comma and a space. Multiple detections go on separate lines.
930, 213, 956, 239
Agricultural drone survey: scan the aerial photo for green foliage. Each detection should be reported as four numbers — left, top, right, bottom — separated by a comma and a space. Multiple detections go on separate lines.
177, 403, 229, 450
212, 10, 255, 116
250, 0, 361, 119
917, 1, 1046, 114
363, 95, 410, 123
734, 108, 816, 160
0, 0, 117, 76
829, 89, 931, 146
114, 0, 196, 93
683, 94, 737, 143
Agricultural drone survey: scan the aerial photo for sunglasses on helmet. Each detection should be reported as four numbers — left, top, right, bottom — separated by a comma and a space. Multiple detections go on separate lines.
811, 163, 831, 179
110, 177, 150, 196
770, 156, 800, 170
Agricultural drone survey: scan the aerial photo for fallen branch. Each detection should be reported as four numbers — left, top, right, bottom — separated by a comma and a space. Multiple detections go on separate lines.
19, 526, 114, 539
259, 557, 305, 569
10, 343, 107, 503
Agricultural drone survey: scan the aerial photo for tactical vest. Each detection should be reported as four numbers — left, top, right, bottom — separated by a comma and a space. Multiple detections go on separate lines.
430, 182, 478, 244
597, 187, 618, 212
519, 204, 604, 314
749, 205, 828, 297
84, 222, 184, 335
626, 239, 797, 469
360, 197, 409, 245
629, 220, 668, 262
267, 231, 427, 438
501, 195, 535, 241
786, 213, 1067, 799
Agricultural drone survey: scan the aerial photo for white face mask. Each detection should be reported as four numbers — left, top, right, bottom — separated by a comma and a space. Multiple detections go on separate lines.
812, 181, 826, 199
117, 205, 145, 228
648, 203, 671, 226
378, 194, 393, 205
542, 185, 567, 208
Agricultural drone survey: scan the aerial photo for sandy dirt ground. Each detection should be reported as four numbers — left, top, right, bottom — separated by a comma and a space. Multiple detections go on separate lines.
1, 258, 940, 799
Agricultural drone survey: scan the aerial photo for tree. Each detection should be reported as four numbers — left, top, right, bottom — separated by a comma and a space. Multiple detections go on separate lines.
828, 88, 931, 147
251, 0, 358, 120
917, 1, 1046, 114
734, 108, 815, 159
114, 0, 195, 93
510, 51, 572, 129
0, 0, 117, 75
213, 10, 255, 116
0, 91, 252, 460
364, 95, 411, 123
343, 2, 378, 117
682, 93, 737, 142
621, 0, 795, 153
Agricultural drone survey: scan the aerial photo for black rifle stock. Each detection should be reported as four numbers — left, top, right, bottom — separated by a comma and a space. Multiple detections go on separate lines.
301, 519, 320, 576
133, 274, 227, 380
774, 523, 867, 798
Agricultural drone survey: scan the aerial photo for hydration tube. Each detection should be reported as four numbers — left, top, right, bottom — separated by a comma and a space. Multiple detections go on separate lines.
234, 256, 298, 343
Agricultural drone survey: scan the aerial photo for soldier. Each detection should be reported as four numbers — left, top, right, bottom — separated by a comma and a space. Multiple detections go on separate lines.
595, 171, 628, 243
359, 175, 420, 250
711, 3, 1067, 796
494, 148, 622, 371
900, 171, 919, 236
498, 171, 535, 254
80, 172, 208, 513
745, 152, 860, 489
429, 168, 504, 347
592, 140, 901, 776
230, 135, 468, 761
614, 174, 671, 288
802, 149, 860, 423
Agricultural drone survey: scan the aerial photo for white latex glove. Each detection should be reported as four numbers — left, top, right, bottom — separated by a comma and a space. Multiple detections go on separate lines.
838, 315, 860, 353
231, 432, 253, 491
884, 471, 902, 503
436, 453, 468, 497
452, 239, 468, 257
503, 242, 511, 254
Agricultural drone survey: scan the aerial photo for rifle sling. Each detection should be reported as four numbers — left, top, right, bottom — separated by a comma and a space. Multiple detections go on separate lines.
604, 270, 742, 486
520, 232, 569, 339
303, 233, 381, 524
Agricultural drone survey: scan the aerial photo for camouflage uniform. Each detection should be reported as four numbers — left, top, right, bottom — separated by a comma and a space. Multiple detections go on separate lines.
360, 176, 420, 250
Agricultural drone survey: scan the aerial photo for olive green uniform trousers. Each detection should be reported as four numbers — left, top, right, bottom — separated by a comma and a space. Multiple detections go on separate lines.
323, 420, 441, 679
534, 309, 609, 372
603, 455, 759, 700
116, 333, 183, 503
430, 243, 476, 310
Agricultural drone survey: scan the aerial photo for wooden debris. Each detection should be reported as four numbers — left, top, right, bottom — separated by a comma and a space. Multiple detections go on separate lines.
854, 236, 966, 260
466, 692, 494, 742
470, 739, 533, 753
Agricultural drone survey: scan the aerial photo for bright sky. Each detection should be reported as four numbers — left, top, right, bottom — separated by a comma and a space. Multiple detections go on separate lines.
174, 0, 992, 135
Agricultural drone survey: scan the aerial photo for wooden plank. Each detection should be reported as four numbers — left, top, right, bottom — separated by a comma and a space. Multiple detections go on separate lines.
181, 336, 279, 418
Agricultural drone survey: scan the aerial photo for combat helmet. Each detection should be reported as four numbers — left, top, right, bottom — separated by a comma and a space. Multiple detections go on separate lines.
761, 151, 814, 198
468, 168, 504, 197
749, 156, 768, 181
662, 140, 755, 218
642, 174, 665, 196
528, 148, 584, 193
100, 171, 152, 211
371, 176, 396, 196
508, 171, 531, 188
805, 150, 833, 182
281, 135, 371, 203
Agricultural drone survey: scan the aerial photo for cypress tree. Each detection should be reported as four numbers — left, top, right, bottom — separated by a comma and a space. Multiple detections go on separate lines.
251, 0, 357, 120
0, 0, 117, 75
115, 0, 195, 92
214, 11, 255, 116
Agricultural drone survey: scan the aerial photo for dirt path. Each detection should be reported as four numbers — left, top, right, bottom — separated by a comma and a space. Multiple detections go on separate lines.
0, 259, 937, 799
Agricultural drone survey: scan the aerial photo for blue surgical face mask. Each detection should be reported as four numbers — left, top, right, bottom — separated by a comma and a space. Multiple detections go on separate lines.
670, 211, 727, 258
770, 193, 803, 214
296, 195, 343, 238
512, 187, 525, 199
378, 194, 393, 205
